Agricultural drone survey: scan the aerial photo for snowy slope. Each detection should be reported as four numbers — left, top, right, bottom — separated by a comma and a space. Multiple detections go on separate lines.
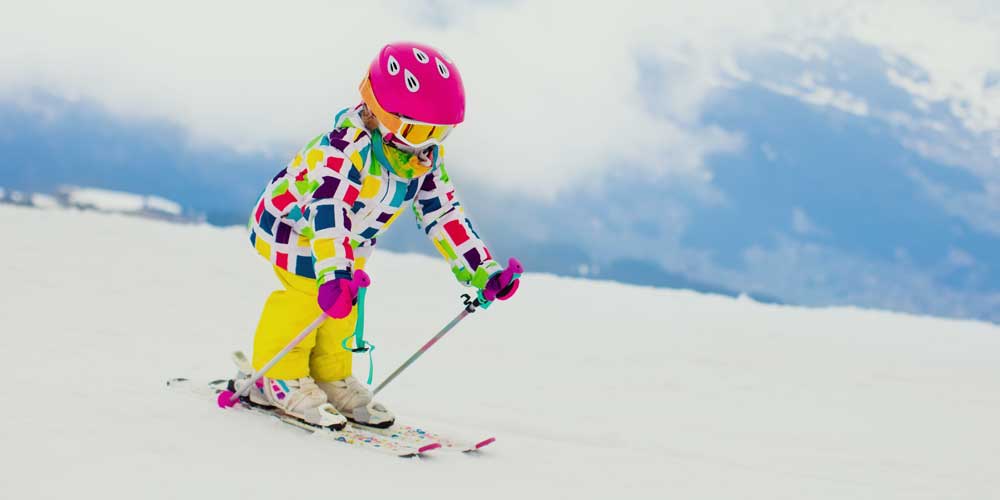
1, 205, 998, 499
63, 187, 183, 216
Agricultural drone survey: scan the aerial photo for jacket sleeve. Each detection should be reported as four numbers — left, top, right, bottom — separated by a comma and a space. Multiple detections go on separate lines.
413, 162, 502, 288
300, 143, 362, 285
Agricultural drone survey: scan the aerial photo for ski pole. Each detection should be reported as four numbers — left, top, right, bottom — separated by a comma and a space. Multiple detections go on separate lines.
217, 270, 371, 408
373, 258, 523, 396
372, 306, 473, 396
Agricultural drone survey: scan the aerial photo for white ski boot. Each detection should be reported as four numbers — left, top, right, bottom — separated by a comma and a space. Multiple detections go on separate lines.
230, 352, 347, 430
318, 375, 395, 429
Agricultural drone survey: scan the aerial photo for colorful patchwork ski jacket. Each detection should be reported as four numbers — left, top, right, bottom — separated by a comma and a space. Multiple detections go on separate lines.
249, 106, 501, 289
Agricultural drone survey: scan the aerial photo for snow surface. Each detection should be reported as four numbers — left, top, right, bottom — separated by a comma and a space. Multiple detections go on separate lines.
8, 190, 26, 203
144, 195, 183, 216
30, 193, 59, 209
64, 187, 182, 215
2, 205, 999, 499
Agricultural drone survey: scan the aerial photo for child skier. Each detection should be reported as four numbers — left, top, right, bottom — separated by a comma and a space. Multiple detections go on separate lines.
245, 42, 521, 429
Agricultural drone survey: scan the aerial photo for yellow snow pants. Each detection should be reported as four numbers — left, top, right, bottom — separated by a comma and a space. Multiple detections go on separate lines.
252, 266, 356, 382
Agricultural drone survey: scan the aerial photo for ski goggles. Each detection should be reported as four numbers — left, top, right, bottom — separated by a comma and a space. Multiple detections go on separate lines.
360, 76, 456, 149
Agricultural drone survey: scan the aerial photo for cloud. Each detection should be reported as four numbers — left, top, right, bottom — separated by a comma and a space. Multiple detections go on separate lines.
946, 247, 976, 269
847, 1, 1000, 135
909, 170, 1000, 236
791, 207, 829, 237
0, 2, 906, 197
0, 0, 757, 199
759, 75, 870, 116
2, 0, 997, 201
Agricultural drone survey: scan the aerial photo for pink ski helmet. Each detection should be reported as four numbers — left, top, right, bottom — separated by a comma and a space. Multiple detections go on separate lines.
360, 42, 465, 148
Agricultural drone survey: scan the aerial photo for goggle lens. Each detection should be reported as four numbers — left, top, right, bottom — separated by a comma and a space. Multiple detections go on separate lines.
399, 123, 454, 145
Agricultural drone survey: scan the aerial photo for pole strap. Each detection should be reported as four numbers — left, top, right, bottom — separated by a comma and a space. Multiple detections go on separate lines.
340, 287, 376, 384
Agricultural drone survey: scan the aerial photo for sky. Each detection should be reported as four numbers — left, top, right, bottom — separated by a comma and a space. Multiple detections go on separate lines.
1, 0, 998, 322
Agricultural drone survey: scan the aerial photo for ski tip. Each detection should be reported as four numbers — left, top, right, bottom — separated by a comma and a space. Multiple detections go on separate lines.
418, 442, 442, 454
216, 390, 239, 409
399, 442, 441, 458
475, 437, 496, 449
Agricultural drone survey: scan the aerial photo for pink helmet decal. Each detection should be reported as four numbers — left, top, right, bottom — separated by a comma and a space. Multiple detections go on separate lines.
367, 42, 466, 125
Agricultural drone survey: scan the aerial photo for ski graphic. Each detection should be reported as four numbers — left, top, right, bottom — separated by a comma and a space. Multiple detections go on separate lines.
167, 378, 440, 458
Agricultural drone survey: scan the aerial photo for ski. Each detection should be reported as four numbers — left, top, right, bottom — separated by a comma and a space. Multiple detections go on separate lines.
167, 377, 440, 458
352, 422, 496, 453
221, 350, 495, 454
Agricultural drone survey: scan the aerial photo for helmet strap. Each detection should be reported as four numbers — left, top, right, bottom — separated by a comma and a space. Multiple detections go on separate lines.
359, 104, 380, 131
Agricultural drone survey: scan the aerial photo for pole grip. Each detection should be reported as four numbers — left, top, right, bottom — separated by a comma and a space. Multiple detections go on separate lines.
479, 257, 523, 305
496, 258, 523, 293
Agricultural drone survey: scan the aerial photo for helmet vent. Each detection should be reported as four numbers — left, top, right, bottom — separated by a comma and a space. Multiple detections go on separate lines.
386, 55, 400, 76
404, 69, 420, 92
412, 48, 430, 63
435, 57, 450, 78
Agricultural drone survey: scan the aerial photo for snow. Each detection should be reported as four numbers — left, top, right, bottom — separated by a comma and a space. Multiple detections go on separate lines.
145, 195, 183, 216
63, 187, 183, 215
66, 187, 147, 212
2, 205, 999, 499
30, 193, 59, 209
8, 190, 26, 203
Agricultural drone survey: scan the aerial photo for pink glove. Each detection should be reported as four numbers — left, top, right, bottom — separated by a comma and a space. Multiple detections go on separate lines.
318, 270, 371, 319
482, 258, 523, 302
